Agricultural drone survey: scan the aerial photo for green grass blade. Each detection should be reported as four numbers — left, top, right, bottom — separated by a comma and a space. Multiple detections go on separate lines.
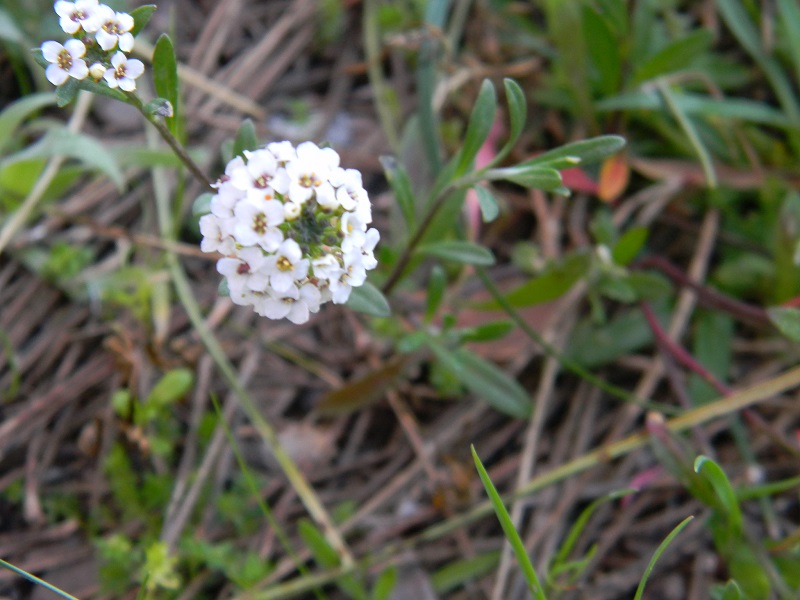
633, 515, 694, 600
471, 445, 546, 600
0, 558, 80, 600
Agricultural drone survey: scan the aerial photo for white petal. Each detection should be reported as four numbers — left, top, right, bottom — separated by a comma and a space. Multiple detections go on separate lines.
118, 32, 134, 52
118, 77, 136, 91
64, 38, 86, 58
41, 41, 63, 62
45, 64, 69, 86
69, 59, 89, 80
95, 28, 117, 50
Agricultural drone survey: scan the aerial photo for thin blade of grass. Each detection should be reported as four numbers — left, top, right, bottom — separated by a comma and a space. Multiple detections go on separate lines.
633, 515, 694, 600
471, 445, 546, 600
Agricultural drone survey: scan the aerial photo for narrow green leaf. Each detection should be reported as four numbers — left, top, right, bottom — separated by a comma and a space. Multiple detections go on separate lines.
0, 92, 56, 154
633, 516, 694, 600
416, 240, 495, 266
428, 341, 530, 418
431, 551, 500, 595
371, 567, 397, 600
777, 0, 800, 86
346, 281, 391, 317
551, 489, 634, 572
492, 78, 527, 163
767, 306, 800, 342
424, 264, 446, 322
129, 4, 157, 38
720, 580, 743, 600
633, 29, 714, 83
458, 320, 514, 343
694, 456, 743, 533
192, 192, 213, 217
455, 79, 497, 176
55, 78, 80, 107
0, 8, 24, 44
516, 135, 626, 170
8, 128, 125, 189
611, 226, 648, 265
232, 118, 259, 158
596, 91, 793, 128
475, 186, 500, 222
0, 557, 80, 600
147, 369, 193, 407
297, 520, 339, 567
486, 165, 563, 191
478, 252, 590, 310
153, 34, 179, 135
379, 155, 416, 229
582, 5, 622, 95
471, 446, 545, 599
565, 307, 655, 368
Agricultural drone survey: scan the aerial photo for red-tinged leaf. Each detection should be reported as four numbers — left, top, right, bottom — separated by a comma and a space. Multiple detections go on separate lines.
560, 166, 598, 194
315, 355, 413, 415
598, 153, 630, 202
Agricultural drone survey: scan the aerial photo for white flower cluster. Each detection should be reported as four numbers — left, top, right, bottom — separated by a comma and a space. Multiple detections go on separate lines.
200, 141, 380, 324
40, 0, 144, 91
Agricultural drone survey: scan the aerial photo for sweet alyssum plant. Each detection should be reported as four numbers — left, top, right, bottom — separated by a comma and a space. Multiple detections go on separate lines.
36, 1, 380, 325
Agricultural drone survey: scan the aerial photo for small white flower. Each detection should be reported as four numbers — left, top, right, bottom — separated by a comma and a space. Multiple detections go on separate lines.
285, 141, 338, 205
262, 239, 309, 293
231, 148, 289, 196
216, 247, 266, 293
103, 52, 144, 92
341, 212, 367, 253
199, 214, 236, 255
42, 39, 89, 86
283, 202, 301, 221
54, 0, 101, 34
311, 254, 341, 282
95, 5, 135, 52
333, 168, 366, 211
267, 140, 297, 163
233, 197, 285, 251
210, 180, 243, 219
360, 228, 380, 270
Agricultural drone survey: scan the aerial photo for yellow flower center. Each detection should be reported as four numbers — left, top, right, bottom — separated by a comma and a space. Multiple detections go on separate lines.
57, 49, 73, 70
276, 256, 293, 272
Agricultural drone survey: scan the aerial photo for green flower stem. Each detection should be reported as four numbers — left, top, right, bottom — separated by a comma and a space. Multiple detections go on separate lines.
0, 91, 92, 256
130, 94, 214, 191
145, 127, 355, 569
381, 174, 475, 295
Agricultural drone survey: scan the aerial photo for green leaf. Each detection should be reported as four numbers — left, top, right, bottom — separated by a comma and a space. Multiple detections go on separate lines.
516, 135, 627, 170
694, 456, 743, 534
416, 240, 495, 266
431, 551, 500, 595
0, 92, 56, 154
612, 226, 648, 265
493, 78, 527, 163
478, 252, 590, 310
55, 78, 81, 107
596, 91, 794, 128
0, 8, 24, 44
192, 192, 213, 217
633, 516, 694, 600
719, 580, 743, 600
6, 128, 125, 190
129, 4, 157, 38
475, 186, 500, 222
582, 4, 622, 95
428, 341, 530, 418
458, 320, 514, 343
565, 307, 655, 368
455, 79, 497, 176
424, 264, 446, 322
146, 369, 194, 408
297, 520, 339, 567
633, 29, 714, 83
371, 567, 397, 600
471, 446, 545, 598
379, 155, 416, 229
778, 0, 800, 86
768, 306, 800, 342
232, 118, 259, 159
346, 281, 391, 317
486, 165, 564, 192
77, 78, 129, 103
153, 34, 179, 135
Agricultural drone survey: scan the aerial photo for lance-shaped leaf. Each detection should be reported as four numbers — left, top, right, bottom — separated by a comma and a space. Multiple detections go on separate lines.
153, 34, 179, 136
454, 79, 497, 176
380, 155, 416, 229
428, 340, 530, 418
417, 240, 495, 266
129, 4, 157, 37
232, 118, 259, 158
475, 185, 500, 222
346, 281, 391, 317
